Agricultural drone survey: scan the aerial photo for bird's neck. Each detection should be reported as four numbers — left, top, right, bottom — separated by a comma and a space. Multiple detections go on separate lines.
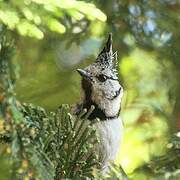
80, 78, 121, 121
82, 92, 121, 121
82, 96, 120, 121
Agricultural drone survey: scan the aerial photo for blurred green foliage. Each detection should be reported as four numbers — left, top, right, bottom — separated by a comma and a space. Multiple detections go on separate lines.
0, 0, 106, 39
0, 35, 100, 179
0, 0, 180, 179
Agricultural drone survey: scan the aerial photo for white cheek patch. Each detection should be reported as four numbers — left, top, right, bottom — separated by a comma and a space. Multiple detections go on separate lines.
103, 81, 120, 99
91, 80, 123, 117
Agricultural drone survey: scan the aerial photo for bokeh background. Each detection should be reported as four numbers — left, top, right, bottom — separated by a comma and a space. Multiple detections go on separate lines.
0, 0, 180, 179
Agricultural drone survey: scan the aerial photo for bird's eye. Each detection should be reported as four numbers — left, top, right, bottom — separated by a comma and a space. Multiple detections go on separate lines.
97, 74, 107, 82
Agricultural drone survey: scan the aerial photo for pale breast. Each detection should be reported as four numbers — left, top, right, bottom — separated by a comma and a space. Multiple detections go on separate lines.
94, 117, 123, 172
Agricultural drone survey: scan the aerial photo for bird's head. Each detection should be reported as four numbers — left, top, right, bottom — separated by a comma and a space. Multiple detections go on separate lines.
77, 33, 123, 118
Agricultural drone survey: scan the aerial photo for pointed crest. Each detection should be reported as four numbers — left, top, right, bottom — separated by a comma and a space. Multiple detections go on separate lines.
96, 33, 117, 68
98, 33, 113, 56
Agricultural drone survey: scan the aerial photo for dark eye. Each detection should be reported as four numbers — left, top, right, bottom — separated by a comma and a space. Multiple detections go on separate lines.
97, 74, 107, 82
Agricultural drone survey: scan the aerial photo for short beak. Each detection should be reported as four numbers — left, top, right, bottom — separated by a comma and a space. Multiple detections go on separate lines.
77, 69, 91, 80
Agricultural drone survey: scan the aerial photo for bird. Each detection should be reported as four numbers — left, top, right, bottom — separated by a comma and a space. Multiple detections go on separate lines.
75, 33, 124, 173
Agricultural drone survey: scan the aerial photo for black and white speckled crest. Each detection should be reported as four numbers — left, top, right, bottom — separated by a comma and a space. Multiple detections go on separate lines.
85, 33, 119, 80
79, 33, 119, 80
96, 33, 118, 71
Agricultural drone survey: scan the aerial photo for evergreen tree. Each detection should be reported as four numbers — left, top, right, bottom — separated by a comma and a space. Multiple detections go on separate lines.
0, 30, 99, 179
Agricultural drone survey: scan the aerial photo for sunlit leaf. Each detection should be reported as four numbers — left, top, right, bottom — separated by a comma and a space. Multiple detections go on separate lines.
67, 9, 84, 20
47, 18, 66, 34
17, 21, 44, 39
31, 0, 49, 5
22, 7, 33, 21
0, 10, 19, 29
58, 0, 107, 22
76, 2, 107, 22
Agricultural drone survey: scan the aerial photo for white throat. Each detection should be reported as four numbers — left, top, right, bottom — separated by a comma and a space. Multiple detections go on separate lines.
91, 89, 123, 117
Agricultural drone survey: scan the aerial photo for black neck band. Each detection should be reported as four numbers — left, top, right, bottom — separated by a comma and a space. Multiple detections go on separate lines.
82, 101, 119, 121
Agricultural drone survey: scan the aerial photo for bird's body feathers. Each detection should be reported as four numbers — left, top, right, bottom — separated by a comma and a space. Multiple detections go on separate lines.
76, 33, 124, 173
94, 117, 123, 172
